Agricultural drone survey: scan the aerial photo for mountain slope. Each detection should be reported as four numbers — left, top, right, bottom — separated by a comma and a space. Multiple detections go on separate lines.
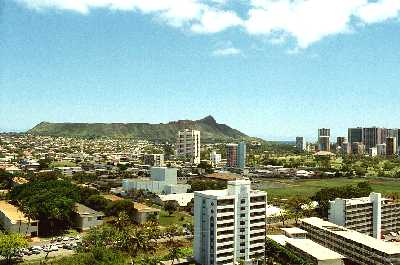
28, 116, 251, 142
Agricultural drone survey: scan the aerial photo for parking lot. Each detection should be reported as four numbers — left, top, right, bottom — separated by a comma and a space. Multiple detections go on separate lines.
20, 236, 81, 261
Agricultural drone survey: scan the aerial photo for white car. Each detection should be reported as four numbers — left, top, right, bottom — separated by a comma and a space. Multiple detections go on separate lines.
49, 245, 59, 252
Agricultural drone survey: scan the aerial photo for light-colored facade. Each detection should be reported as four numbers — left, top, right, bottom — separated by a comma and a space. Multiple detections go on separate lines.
210, 151, 222, 167
318, 136, 330, 152
301, 217, 400, 265
269, 235, 345, 265
328, 192, 400, 239
176, 129, 201, 165
122, 167, 189, 194
133, 202, 160, 224
377, 144, 387, 156
73, 203, 104, 231
143, 154, 165, 167
0, 201, 39, 237
193, 179, 267, 265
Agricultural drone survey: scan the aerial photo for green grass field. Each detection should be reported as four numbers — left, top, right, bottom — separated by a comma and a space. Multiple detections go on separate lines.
253, 178, 400, 199
158, 209, 193, 227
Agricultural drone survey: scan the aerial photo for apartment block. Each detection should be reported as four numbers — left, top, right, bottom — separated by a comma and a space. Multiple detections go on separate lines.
210, 151, 222, 167
176, 129, 201, 165
329, 192, 400, 239
386, 137, 397, 157
348, 128, 363, 144
301, 217, 400, 265
193, 179, 267, 265
143, 153, 165, 167
226, 142, 246, 169
296, 137, 306, 152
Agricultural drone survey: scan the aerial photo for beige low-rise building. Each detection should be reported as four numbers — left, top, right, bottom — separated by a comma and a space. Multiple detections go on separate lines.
133, 202, 160, 224
72, 203, 104, 231
301, 217, 400, 265
0, 201, 38, 237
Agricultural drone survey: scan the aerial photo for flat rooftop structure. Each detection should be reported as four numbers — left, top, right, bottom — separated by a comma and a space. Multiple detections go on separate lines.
102, 194, 123, 202
133, 202, 160, 213
158, 193, 194, 207
302, 217, 400, 255
74, 203, 104, 217
281, 227, 308, 236
288, 238, 345, 261
0, 200, 35, 224
204, 172, 242, 181
268, 235, 344, 261
334, 196, 392, 206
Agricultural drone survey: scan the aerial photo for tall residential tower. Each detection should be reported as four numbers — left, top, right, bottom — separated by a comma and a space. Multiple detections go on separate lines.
176, 129, 201, 165
193, 179, 267, 265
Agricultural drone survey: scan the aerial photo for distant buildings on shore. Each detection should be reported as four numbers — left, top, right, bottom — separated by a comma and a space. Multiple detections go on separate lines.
297, 126, 400, 157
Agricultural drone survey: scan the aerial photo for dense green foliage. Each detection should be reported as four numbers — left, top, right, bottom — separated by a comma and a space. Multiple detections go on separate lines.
312, 181, 372, 217
45, 248, 131, 265
0, 169, 13, 189
0, 233, 28, 265
104, 200, 137, 219
189, 179, 226, 191
28, 116, 251, 142
265, 238, 312, 265
9, 179, 81, 235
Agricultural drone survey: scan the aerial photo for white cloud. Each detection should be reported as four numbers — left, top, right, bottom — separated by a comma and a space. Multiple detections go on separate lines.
212, 47, 242, 56
15, 0, 400, 49
191, 8, 243, 33
212, 41, 242, 56
245, 0, 367, 48
357, 0, 400, 24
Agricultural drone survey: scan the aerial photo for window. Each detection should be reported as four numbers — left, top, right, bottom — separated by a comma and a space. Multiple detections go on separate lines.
241, 199, 246, 204
241, 207, 246, 211
240, 213, 245, 217
240, 221, 245, 225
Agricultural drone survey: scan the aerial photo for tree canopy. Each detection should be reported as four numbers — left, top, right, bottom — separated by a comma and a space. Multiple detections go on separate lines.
9, 179, 81, 235
0, 233, 28, 265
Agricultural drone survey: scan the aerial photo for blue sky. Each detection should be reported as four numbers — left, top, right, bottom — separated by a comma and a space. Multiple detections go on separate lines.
1, 0, 400, 141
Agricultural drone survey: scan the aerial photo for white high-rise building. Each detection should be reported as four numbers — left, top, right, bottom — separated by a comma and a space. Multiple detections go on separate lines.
176, 129, 201, 165
193, 179, 267, 265
329, 192, 400, 239
210, 151, 222, 167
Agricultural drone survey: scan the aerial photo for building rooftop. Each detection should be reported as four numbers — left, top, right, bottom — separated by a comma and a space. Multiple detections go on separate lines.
133, 202, 160, 213
74, 203, 104, 217
281, 227, 308, 235
102, 194, 123, 202
205, 172, 242, 181
287, 238, 345, 261
301, 217, 400, 255
0, 201, 36, 224
158, 193, 194, 207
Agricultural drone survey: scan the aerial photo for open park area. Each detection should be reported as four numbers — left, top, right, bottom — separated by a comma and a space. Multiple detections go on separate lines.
253, 177, 400, 200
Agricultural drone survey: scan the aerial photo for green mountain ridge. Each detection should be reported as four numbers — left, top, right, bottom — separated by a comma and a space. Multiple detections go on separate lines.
28, 115, 254, 143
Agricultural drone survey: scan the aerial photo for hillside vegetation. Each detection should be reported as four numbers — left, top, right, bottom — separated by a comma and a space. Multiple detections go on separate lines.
28, 115, 251, 143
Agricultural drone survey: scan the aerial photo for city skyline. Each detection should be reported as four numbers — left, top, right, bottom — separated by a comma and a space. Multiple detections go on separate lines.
2, 0, 400, 140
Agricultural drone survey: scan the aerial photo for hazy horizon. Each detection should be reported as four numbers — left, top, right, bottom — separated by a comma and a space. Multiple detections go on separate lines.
2, 0, 400, 141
